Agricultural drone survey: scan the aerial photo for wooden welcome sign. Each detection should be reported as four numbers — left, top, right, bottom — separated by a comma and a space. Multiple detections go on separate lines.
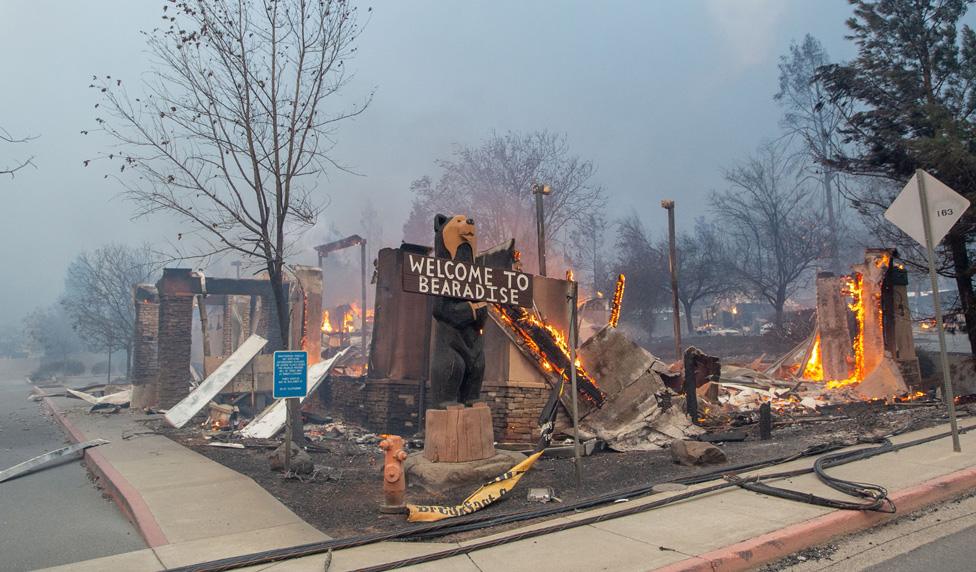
402, 253, 533, 308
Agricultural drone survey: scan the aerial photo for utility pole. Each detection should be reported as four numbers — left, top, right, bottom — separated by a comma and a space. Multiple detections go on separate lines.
662, 200, 682, 362
532, 184, 551, 276
361, 239, 368, 364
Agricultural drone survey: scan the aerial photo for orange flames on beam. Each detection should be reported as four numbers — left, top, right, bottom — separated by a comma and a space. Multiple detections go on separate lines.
493, 304, 604, 406
610, 274, 625, 328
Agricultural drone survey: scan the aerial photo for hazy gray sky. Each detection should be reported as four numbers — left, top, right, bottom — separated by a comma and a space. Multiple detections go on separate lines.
0, 0, 945, 327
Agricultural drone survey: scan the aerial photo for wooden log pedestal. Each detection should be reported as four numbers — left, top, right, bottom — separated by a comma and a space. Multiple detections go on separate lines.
423, 403, 496, 463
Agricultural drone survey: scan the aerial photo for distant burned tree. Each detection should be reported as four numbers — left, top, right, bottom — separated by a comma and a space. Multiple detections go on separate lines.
89, 0, 370, 356
61, 243, 159, 377
775, 34, 852, 275
405, 130, 607, 272
712, 141, 829, 328
568, 212, 614, 296
24, 303, 85, 374
663, 218, 730, 334
613, 214, 669, 337
1, 126, 35, 178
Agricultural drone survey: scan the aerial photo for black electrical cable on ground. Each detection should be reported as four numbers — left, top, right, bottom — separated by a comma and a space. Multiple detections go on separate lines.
725, 439, 897, 513
163, 422, 975, 572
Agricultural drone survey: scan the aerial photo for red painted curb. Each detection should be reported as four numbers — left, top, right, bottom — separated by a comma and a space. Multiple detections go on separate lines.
650, 464, 976, 572
41, 396, 170, 548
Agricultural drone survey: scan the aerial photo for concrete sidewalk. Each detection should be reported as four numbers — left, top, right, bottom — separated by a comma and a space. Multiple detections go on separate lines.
34, 388, 976, 572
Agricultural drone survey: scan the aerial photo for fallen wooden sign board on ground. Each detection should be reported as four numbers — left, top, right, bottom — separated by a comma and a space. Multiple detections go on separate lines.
0, 439, 109, 483
239, 347, 353, 439
164, 334, 268, 428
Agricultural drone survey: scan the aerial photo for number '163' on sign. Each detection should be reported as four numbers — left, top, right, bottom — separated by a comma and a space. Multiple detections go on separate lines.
884, 170, 971, 247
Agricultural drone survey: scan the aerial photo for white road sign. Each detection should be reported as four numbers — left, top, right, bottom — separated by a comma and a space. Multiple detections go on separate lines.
884, 170, 970, 246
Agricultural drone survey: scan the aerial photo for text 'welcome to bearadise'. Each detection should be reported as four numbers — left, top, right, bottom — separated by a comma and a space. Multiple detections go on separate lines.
401, 253, 533, 308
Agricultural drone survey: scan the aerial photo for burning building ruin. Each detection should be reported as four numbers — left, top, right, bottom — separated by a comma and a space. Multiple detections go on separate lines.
790, 249, 921, 399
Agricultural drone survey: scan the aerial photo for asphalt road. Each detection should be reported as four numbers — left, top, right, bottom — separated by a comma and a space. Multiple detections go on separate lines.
766, 490, 976, 572
0, 372, 146, 572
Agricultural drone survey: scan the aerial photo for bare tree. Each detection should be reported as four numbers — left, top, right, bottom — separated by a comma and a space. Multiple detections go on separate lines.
712, 141, 829, 327
24, 303, 85, 374
567, 212, 613, 296
664, 217, 730, 334
60, 243, 159, 377
775, 34, 853, 275
406, 130, 607, 272
1, 126, 36, 178
612, 214, 670, 337
89, 0, 371, 356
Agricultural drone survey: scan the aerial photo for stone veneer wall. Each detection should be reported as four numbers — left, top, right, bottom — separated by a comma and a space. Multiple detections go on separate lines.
480, 380, 548, 443
155, 294, 194, 408
320, 377, 550, 444
130, 301, 159, 408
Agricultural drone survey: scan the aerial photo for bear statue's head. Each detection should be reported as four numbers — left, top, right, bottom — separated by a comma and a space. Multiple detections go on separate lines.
434, 214, 477, 263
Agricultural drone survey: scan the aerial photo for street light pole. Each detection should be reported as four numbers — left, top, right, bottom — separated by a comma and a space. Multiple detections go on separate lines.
532, 184, 551, 277
662, 200, 682, 362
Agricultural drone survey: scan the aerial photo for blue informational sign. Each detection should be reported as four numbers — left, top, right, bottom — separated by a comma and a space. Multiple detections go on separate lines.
273, 351, 308, 399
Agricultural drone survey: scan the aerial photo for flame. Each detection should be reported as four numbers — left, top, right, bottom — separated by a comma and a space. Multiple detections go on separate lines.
801, 270, 889, 389
566, 269, 574, 281
610, 274, 625, 328
802, 334, 823, 381
821, 271, 884, 389
492, 304, 604, 406
322, 303, 374, 335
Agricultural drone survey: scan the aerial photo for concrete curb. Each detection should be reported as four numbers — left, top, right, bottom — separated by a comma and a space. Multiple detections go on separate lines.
650, 464, 976, 572
41, 396, 170, 548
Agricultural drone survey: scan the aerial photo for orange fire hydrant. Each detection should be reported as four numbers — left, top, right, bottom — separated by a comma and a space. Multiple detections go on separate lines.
378, 435, 408, 513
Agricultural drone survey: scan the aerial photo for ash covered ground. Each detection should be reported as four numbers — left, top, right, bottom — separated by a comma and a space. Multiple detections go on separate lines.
159, 394, 962, 541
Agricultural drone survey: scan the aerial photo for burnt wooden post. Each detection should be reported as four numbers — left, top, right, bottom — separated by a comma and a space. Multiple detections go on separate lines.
568, 280, 582, 487
532, 184, 551, 276
197, 295, 211, 357
759, 402, 771, 440
361, 239, 368, 364
683, 346, 720, 425
683, 347, 699, 424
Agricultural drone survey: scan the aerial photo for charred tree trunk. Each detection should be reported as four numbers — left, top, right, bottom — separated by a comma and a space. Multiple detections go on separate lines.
682, 300, 695, 336
268, 261, 304, 442
948, 232, 976, 355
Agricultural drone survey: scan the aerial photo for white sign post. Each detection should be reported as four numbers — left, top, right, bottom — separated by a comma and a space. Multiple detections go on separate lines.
885, 169, 970, 452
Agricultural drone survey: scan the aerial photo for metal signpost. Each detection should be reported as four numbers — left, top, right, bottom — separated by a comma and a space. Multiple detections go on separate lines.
567, 280, 582, 487
884, 169, 970, 452
274, 350, 308, 472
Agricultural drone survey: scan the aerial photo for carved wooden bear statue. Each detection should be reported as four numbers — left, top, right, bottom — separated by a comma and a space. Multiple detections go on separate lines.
429, 214, 487, 409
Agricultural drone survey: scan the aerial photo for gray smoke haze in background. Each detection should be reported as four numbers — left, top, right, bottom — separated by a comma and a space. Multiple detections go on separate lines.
0, 0, 937, 328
